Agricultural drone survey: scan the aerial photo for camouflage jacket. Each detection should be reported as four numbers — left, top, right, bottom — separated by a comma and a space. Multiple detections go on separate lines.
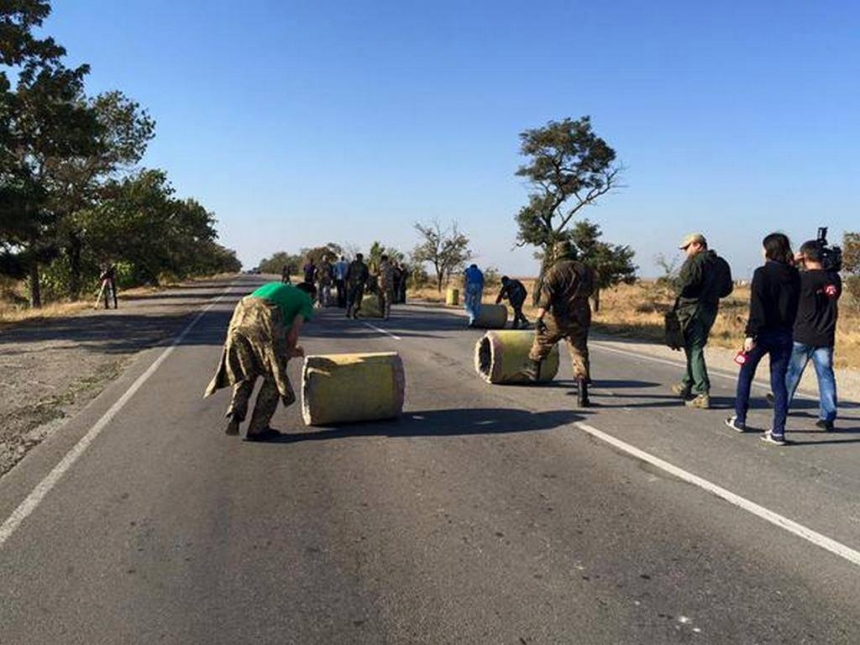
538, 260, 596, 318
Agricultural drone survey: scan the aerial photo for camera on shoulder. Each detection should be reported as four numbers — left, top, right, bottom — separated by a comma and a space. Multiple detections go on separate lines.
816, 227, 842, 272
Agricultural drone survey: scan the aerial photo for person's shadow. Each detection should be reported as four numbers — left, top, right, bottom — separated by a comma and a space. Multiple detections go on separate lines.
266, 407, 581, 444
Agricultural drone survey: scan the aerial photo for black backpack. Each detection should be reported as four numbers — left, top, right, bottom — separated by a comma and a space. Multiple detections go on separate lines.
713, 255, 733, 298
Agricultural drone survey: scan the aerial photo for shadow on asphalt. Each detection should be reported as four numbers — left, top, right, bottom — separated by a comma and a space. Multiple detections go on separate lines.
0, 311, 204, 353
264, 407, 582, 444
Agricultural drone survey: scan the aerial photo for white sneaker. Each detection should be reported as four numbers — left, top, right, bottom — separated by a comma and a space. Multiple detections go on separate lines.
760, 430, 787, 446
724, 416, 746, 433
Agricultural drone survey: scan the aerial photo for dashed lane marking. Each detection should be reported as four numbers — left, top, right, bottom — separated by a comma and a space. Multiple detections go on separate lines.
362, 321, 402, 340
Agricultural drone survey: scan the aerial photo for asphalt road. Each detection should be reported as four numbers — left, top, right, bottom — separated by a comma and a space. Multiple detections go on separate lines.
1, 275, 859, 644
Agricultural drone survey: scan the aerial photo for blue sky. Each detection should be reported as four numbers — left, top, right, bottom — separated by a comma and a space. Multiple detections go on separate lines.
46, 0, 859, 278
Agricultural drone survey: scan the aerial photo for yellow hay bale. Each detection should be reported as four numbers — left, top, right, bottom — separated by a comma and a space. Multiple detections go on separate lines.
357, 294, 383, 318
474, 330, 559, 384
471, 303, 507, 329
302, 352, 406, 425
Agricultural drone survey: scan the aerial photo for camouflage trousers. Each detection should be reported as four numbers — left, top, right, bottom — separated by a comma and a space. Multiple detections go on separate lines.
228, 376, 296, 434
204, 296, 297, 433
529, 313, 591, 380
378, 287, 394, 319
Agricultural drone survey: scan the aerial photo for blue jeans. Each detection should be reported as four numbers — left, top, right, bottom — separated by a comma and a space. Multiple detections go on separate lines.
734, 328, 793, 435
464, 284, 483, 325
785, 343, 837, 422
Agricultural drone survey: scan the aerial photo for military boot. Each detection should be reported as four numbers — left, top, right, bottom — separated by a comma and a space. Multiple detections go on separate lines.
576, 378, 591, 408
521, 358, 543, 382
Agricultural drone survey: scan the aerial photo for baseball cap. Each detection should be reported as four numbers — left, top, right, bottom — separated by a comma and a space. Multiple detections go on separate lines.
679, 233, 706, 250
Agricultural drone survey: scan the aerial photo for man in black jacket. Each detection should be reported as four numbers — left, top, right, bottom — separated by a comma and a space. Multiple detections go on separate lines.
496, 276, 529, 329
784, 240, 841, 430
672, 233, 732, 409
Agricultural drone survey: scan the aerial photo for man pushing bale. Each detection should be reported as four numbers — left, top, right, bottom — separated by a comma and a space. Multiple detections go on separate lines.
204, 281, 316, 441
521, 240, 596, 407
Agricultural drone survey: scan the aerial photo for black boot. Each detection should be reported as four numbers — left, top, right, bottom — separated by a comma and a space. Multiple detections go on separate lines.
576, 378, 591, 407
522, 359, 542, 382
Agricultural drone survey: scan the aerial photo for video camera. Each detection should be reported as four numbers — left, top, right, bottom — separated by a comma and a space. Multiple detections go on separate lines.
816, 227, 843, 272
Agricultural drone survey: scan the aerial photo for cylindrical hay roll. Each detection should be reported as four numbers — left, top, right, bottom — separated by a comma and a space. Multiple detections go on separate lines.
471, 303, 507, 329
302, 352, 406, 426
474, 330, 560, 384
357, 294, 383, 318
446, 287, 460, 306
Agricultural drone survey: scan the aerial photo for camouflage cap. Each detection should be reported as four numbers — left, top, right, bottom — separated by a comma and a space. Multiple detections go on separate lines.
679, 233, 707, 250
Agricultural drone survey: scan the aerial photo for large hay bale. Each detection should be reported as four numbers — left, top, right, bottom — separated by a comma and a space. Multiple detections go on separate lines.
470, 303, 507, 329
446, 287, 460, 306
474, 330, 559, 384
302, 352, 405, 425
357, 294, 383, 318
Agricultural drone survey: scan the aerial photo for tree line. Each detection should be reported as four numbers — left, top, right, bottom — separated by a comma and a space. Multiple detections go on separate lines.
0, 1, 240, 307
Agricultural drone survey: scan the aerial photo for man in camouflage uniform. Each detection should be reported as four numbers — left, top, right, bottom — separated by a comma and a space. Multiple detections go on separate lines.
345, 253, 370, 319
377, 254, 395, 320
316, 255, 334, 307
205, 281, 316, 441
524, 240, 596, 407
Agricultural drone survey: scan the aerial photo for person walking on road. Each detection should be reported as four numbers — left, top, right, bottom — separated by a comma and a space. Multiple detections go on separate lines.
774, 239, 841, 431
496, 276, 529, 329
317, 255, 334, 307
463, 264, 484, 326
671, 233, 734, 409
396, 262, 409, 304
303, 258, 317, 286
725, 233, 800, 445
98, 262, 118, 309
204, 281, 316, 441
377, 254, 395, 320
523, 240, 596, 407
345, 253, 369, 319
334, 255, 349, 308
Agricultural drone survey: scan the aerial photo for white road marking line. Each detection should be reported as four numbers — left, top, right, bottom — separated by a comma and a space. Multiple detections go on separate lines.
591, 341, 739, 381
575, 421, 860, 567
0, 285, 235, 550
362, 321, 401, 340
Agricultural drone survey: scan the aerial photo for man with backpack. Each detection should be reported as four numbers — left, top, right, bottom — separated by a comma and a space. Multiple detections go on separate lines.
671, 233, 734, 409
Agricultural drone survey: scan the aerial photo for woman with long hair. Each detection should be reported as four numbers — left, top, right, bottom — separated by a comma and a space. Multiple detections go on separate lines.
726, 233, 801, 445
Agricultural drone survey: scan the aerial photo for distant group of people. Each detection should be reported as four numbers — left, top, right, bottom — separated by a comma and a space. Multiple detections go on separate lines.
283, 253, 409, 320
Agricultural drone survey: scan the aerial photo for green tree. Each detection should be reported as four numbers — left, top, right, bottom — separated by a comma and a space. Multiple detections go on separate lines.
569, 220, 636, 311
258, 251, 302, 276
300, 243, 343, 268
411, 220, 473, 293
50, 90, 155, 297
514, 116, 622, 303
368, 240, 405, 272
0, 0, 99, 305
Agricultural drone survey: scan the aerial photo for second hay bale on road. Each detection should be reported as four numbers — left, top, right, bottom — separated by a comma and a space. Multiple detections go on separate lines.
475, 330, 559, 384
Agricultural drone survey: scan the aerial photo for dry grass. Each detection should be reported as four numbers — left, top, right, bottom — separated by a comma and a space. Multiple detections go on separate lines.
0, 280, 188, 325
413, 279, 860, 370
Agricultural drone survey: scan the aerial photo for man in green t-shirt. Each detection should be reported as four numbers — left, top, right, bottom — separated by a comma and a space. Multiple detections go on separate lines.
205, 281, 316, 441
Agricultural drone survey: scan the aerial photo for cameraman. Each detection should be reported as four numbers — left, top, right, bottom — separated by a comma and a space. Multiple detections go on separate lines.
784, 239, 842, 430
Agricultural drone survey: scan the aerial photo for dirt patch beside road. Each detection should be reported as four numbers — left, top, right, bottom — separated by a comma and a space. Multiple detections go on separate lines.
0, 277, 236, 478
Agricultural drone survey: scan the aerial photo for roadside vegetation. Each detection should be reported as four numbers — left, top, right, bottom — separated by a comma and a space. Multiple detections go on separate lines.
1, 2, 241, 312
